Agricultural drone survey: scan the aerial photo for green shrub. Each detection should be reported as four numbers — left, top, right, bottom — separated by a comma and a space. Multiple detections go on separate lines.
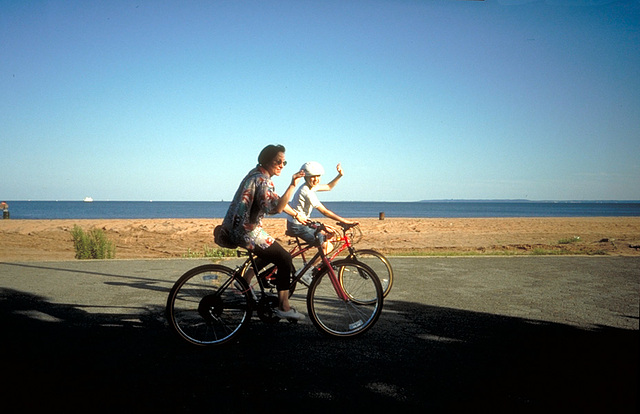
71, 225, 116, 259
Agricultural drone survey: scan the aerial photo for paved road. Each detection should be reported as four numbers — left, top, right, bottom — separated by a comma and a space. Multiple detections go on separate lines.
1, 257, 638, 412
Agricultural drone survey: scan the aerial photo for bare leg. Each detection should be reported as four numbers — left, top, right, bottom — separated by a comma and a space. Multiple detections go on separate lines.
278, 290, 291, 311
243, 268, 255, 284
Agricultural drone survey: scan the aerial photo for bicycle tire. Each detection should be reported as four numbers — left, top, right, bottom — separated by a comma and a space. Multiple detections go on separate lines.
166, 264, 252, 346
348, 249, 394, 298
307, 259, 383, 337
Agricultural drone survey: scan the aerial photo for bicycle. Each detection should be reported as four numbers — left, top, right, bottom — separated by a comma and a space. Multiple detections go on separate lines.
239, 221, 394, 298
166, 222, 384, 346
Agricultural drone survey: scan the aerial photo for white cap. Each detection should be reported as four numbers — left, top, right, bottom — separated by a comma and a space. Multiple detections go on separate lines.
301, 161, 325, 176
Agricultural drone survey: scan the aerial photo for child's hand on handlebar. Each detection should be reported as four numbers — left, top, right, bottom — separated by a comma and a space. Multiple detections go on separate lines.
325, 224, 339, 237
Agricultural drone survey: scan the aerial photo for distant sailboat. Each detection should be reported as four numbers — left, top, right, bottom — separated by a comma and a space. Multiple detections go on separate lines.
83, 197, 93, 203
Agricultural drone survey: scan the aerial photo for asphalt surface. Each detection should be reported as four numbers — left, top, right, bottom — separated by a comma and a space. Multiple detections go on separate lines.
1, 256, 638, 413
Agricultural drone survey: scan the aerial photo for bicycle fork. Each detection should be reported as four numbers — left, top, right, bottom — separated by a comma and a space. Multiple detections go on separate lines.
318, 256, 350, 301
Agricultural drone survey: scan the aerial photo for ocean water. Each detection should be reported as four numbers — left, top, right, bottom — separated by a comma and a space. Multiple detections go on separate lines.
3, 200, 639, 220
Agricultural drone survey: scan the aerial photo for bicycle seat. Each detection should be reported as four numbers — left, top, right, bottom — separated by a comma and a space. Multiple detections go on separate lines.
213, 225, 238, 249
285, 229, 298, 237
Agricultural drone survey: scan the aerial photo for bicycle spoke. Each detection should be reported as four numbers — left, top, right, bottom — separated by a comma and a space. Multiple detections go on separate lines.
166, 265, 252, 346
350, 249, 394, 298
307, 260, 383, 337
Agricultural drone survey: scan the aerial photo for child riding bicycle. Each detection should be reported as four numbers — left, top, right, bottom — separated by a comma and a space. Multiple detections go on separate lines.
287, 162, 358, 283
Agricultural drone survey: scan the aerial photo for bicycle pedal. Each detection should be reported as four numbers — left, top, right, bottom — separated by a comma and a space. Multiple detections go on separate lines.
260, 277, 276, 289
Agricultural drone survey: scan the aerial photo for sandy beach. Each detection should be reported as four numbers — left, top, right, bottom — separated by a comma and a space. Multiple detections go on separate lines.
1, 217, 639, 261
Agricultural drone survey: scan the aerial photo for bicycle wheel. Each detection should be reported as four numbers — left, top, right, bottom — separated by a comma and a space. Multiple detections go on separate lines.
166, 264, 252, 346
348, 249, 394, 298
307, 259, 383, 337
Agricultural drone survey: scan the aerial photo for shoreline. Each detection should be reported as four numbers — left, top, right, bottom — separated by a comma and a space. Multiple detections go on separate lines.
1, 217, 639, 261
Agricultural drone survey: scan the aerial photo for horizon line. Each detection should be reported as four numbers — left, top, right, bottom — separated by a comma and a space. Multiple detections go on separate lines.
6, 199, 640, 203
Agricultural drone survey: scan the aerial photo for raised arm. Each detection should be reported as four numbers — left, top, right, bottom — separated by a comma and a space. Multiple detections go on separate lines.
273, 170, 305, 213
316, 163, 344, 192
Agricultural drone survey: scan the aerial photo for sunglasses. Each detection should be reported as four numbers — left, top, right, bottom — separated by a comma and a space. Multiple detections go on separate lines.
273, 159, 287, 166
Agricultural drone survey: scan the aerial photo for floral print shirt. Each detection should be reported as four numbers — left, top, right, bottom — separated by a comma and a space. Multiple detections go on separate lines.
222, 167, 280, 250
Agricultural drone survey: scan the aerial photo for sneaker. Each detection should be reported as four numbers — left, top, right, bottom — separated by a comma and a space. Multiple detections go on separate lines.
274, 307, 305, 321
234, 280, 258, 301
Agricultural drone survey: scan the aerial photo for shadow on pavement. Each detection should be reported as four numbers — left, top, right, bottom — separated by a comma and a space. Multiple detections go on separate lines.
1, 284, 637, 413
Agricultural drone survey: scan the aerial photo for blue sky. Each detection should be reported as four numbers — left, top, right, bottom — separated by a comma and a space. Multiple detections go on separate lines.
1, 0, 639, 202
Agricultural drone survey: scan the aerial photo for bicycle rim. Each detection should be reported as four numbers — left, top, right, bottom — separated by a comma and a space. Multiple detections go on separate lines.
307, 260, 383, 337
349, 249, 394, 298
166, 264, 252, 346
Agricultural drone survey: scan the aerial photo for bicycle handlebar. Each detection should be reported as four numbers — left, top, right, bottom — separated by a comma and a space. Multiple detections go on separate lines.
306, 220, 358, 232
335, 221, 359, 231
305, 220, 359, 242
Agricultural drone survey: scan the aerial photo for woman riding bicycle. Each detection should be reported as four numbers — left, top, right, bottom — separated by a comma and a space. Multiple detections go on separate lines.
220, 144, 306, 321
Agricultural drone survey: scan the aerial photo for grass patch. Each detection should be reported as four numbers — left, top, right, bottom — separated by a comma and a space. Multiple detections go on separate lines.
558, 236, 581, 244
589, 250, 608, 255
531, 247, 565, 255
387, 250, 573, 257
184, 245, 238, 259
71, 225, 116, 259
382, 249, 521, 257
381, 245, 606, 257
